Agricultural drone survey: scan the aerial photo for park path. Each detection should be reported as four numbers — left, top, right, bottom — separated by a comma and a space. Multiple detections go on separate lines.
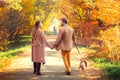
0, 35, 102, 80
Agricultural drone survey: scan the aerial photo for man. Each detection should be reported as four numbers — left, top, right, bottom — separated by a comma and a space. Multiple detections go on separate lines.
53, 18, 75, 75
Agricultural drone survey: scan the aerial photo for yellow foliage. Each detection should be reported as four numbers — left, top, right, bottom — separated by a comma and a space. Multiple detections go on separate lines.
42, 13, 54, 31
89, 26, 120, 61
22, 0, 36, 14
93, 0, 120, 24
98, 26, 120, 50
95, 26, 120, 61
5, 0, 22, 10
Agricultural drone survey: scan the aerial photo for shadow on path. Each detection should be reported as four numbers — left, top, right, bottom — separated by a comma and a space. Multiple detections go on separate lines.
0, 65, 81, 80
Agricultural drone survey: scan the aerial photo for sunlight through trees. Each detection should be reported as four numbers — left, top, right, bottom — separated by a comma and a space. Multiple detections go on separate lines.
0, 0, 120, 61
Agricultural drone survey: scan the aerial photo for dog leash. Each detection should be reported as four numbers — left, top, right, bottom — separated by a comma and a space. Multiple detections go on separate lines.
74, 43, 81, 59
75, 43, 81, 54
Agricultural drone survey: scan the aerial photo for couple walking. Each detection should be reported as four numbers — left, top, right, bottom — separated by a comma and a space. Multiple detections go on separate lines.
31, 18, 75, 75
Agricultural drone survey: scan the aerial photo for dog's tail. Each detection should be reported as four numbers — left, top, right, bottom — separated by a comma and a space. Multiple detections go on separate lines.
83, 61, 87, 67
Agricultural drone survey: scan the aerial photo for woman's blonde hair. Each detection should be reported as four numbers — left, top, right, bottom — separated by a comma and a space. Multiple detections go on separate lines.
32, 21, 41, 41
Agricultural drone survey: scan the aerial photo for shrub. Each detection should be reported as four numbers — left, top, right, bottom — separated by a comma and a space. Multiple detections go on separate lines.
0, 7, 29, 51
90, 25, 120, 61
93, 58, 120, 80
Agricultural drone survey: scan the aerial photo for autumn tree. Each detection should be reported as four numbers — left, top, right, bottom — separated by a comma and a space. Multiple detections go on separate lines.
0, 0, 8, 51
58, 0, 102, 46
92, 0, 120, 25
21, 0, 59, 31
33, 0, 59, 30
0, 0, 29, 51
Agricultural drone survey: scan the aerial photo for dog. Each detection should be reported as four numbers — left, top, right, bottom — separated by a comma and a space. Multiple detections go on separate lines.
78, 59, 87, 71
75, 44, 88, 71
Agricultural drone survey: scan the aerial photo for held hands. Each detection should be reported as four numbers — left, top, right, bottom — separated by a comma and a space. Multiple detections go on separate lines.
50, 45, 54, 49
73, 42, 77, 45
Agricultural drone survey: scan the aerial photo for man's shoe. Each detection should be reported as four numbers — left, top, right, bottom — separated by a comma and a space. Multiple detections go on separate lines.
66, 72, 71, 75
36, 72, 41, 75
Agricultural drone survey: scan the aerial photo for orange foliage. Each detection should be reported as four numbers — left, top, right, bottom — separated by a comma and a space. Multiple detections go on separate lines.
76, 21, 104, 46
90, 26, 120, 61
0, 57, 17, 71
92, 0, 120, 25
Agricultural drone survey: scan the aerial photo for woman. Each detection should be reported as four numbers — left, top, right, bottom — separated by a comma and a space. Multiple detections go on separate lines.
31, 21, 51, 75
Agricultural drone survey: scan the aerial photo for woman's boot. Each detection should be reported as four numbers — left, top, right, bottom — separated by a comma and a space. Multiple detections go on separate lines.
36, 62, 41, 75
33, 62, 37, 74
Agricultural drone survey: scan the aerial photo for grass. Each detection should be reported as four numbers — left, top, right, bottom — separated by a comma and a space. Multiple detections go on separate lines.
44, 31, 54, 35
93, 58, 120, 80
0, 35, 31, 69
76, 44, 96, 53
